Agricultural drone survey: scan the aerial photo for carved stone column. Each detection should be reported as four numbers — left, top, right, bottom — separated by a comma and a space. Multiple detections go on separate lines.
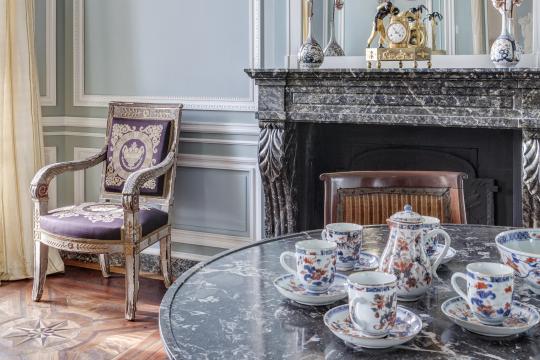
259, 121, 297, 238
522, 129, 540, 227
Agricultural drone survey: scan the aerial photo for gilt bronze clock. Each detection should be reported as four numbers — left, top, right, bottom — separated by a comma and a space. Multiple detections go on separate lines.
387, 13, 409, 48
366, 1, 432, 69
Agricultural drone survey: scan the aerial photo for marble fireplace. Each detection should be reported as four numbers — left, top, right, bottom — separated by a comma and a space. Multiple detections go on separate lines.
246, 68, 540, 238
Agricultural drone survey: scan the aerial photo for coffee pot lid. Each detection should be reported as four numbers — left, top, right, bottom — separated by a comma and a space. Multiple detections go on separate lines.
389, 204, 423, 223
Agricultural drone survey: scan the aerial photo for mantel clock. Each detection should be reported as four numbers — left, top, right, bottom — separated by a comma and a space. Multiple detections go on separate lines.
366, 2, 432, 69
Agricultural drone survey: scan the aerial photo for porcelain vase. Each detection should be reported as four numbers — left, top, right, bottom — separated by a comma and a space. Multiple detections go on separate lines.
298, 1, 324, 69
490, 10, 522, 68
324, 21, 345, 57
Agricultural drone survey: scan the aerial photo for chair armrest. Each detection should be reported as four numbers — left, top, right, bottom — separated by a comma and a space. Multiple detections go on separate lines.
30, 147, 107, 200
122, 152, 176, 211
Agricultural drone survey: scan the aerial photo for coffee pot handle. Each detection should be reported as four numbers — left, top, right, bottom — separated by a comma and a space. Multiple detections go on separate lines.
280, 252, 297, 275
451, 272, 469, 303
426, 228, 451, 272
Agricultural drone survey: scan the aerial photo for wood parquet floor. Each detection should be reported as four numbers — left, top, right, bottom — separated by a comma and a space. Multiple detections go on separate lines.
0, 266, 168, 360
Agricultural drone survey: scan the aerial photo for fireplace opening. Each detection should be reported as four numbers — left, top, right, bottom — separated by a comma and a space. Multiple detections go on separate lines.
295, 123, 522, 231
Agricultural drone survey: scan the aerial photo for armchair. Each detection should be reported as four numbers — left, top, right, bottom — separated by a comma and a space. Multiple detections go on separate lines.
31, 102, 182, 320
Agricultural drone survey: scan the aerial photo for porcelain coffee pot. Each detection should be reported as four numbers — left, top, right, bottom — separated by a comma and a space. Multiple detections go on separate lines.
379, 205, 451, 301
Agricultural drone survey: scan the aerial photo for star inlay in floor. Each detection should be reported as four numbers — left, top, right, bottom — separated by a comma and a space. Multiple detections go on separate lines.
1, 319, 80, 347
0, 266, 167, 359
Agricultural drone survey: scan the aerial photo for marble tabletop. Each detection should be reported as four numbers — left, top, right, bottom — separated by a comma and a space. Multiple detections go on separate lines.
159, 225, 540, 360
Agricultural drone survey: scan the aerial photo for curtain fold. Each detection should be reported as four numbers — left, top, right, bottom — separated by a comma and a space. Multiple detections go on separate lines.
471, 0, 486, 55
0, 0, 63, 281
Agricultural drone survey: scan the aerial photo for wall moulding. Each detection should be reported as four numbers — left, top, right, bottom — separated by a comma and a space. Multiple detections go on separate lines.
44, 147, 58, 209
73, 147, 102, 205
72, 0, 261, 111
40, 0, 56, 106
41, 116, 260, 137
177, 154, 262, 242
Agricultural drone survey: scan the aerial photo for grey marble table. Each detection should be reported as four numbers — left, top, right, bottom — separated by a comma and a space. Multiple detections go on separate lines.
159, 225, 540, 360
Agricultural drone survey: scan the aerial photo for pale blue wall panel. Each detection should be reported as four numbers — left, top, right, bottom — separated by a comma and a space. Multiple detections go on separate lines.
343, 0, 378, 56
84, 0, 252, 99
174, 167, 250, 237
84, 166, 102, 202
263, 0, 288, 68
179, 143, 257, 158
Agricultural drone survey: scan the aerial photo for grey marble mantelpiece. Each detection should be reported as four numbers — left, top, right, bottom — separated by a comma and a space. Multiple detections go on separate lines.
245, 68, 540, 237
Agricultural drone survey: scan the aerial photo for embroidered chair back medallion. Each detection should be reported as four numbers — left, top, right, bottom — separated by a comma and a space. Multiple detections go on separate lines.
104, 117, 172, 196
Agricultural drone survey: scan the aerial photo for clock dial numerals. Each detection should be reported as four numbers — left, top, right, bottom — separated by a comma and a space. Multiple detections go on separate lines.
388, 24, 407, 44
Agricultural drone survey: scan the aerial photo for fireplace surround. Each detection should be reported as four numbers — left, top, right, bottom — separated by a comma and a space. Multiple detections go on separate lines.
245, 68, 540, 238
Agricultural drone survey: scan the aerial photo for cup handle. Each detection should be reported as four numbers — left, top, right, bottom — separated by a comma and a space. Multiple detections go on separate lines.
280, 251, 297, 275
321, 229, 327, 241
349, 297, 363, 329
451, 272, 469, 303
426, 228, 450, 272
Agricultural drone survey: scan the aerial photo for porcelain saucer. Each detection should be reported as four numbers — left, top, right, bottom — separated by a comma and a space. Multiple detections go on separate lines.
324, 305, 422, 349
273, 273, 348, 306
430, 244, 456, 265
441, 296, 540, 337
344, 252, 379, 272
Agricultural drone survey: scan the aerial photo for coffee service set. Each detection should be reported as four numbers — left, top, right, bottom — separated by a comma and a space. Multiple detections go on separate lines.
273, 205, 540, 349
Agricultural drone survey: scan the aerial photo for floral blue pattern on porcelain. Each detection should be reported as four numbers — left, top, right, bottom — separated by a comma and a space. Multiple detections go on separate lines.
380, 206, 451, 301
353, 252, 380, 271
280, 240, 337, 294
273, 273, 347, 306
442, 297, 540, 337
496, 229, 540, 295
324, 305, 422, 349
347, 272, 398, 337
421, 216, 441, 257
451, 262, 514, 325
322, 223, 363, 270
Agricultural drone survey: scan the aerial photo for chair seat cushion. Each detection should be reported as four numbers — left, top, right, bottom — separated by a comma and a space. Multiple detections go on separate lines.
40, 202, 168, 240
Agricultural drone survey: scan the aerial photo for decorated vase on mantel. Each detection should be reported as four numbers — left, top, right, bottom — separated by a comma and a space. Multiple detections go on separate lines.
324, 0, 345, 57
490, 0, 523, 68
298, 0, 324, 69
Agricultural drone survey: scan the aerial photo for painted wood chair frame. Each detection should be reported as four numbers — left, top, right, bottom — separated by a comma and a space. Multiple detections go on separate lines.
30, 102, 182, 320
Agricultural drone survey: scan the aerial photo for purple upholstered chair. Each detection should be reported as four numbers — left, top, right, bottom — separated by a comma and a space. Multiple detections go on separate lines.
30, 102, 182, 320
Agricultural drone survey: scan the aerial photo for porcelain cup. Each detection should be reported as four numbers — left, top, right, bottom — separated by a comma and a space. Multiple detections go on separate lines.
347, 271, 398, 338
451, 262, 514, 325
280, 240, 337, 293
321, 223, 363, 270
421, 216, 442, 258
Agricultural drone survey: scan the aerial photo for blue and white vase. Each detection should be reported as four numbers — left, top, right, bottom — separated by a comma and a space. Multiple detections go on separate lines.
298, 0, 324, 69
490, 6, 522, 68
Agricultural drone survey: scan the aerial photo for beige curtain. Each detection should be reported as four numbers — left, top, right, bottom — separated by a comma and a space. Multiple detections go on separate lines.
0, 0, 63, 281
471, 0, 486, 55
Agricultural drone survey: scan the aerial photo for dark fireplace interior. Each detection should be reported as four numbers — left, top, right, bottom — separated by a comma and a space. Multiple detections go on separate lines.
295, 123, 522, 231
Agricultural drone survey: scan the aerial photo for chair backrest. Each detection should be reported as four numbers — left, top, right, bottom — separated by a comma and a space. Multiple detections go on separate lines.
320, 171, 467, 225
99, 102, 182, 211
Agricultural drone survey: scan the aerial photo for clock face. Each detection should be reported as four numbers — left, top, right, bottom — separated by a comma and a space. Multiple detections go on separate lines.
387, 23, 407, 44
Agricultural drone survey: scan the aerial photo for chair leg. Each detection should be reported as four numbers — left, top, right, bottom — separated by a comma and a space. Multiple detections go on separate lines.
32, 241, 49, 301
125, 252, 140, 321
99, 254, 111, 278
160, 236, 172, 288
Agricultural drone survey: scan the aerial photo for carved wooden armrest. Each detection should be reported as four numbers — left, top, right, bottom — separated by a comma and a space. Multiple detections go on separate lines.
122, 152, 176, 211
30, 147, 107, 201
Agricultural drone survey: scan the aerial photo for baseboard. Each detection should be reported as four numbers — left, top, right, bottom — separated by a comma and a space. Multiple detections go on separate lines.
62, 259, 164, 280
142, 244, 212, 262
171, 229, 252, 250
